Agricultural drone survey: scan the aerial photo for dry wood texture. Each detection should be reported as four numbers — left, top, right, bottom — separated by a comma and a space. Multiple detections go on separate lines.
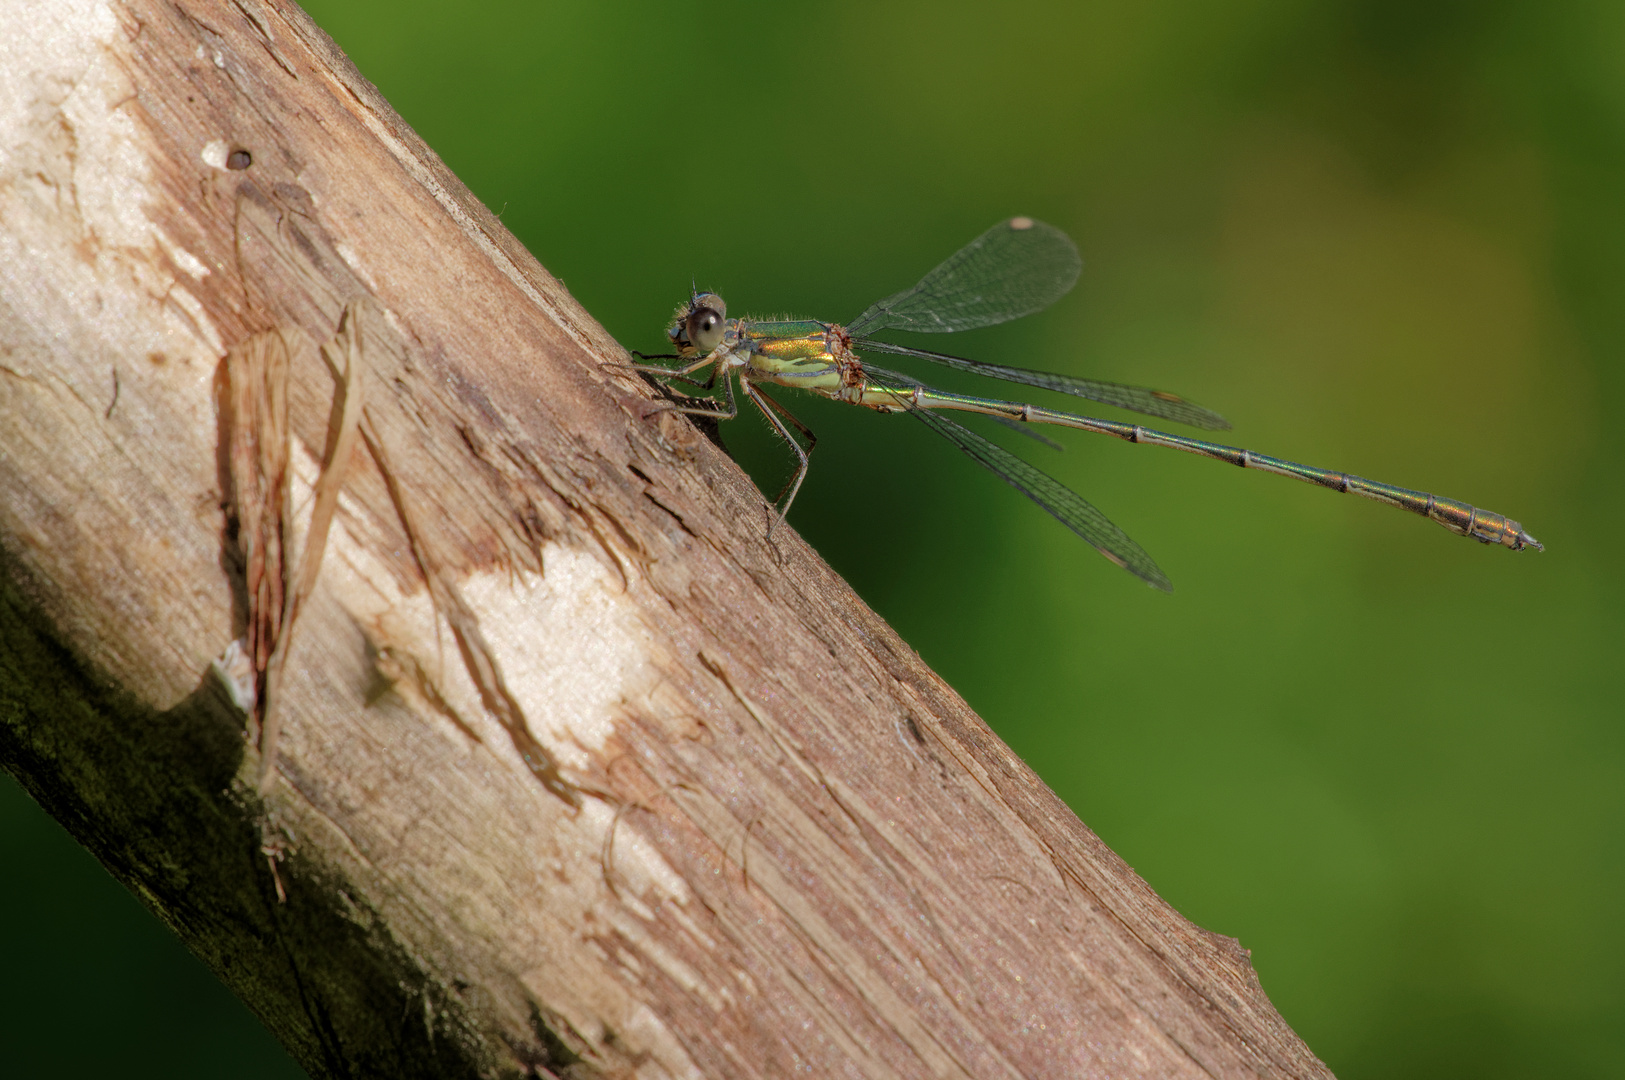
0, 2, 1335, 1077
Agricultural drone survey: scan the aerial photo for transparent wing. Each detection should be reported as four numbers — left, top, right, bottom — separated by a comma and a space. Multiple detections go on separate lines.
847, 218, 1082, 336
854, 338, 1231, 430
867, 367, 1172, 590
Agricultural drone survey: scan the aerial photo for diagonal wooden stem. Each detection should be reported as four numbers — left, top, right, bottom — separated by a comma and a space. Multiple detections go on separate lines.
0, 2, 1334, 1078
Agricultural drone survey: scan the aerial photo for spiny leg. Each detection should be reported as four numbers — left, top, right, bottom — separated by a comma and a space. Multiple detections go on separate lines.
741, 380, 817, 531
622, 354, 739, 422
612, 349, 717, 381
626, 350, 722, 392
753, 387, 819, 504
646, 361, 738, 421
642, 369, 717, 393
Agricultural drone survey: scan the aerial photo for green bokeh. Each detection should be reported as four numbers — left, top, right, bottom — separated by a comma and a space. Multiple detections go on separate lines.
5, 0, 1621, 1075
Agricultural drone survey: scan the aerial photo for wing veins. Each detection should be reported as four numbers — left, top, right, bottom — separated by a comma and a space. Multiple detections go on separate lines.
847, 218, 1082, 337
866, 367, 1172, 590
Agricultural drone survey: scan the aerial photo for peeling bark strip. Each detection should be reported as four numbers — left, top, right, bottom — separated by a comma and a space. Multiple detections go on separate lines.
257, 305, 366, 795
0, 2, 1334, 1080
219, 309, 369, 797
221, 329, 293, 706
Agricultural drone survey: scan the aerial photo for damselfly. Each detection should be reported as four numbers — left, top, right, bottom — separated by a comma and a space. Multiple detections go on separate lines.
629, 217, 1541, 590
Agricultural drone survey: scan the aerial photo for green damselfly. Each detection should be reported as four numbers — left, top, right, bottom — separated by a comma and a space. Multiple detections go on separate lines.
630, 217, 1541, 590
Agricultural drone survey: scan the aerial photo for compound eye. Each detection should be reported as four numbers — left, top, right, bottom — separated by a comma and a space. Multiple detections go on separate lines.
686, 306, 725, 353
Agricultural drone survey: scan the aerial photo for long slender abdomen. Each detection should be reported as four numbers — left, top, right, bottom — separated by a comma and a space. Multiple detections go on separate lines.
909, 386, 1543, 551
1203, 446, 1543, 550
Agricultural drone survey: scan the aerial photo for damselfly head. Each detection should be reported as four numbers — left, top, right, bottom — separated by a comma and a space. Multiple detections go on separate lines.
668, 292, 728, 354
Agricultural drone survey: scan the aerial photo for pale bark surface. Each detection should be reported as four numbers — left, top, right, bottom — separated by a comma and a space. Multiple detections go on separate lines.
0, 2, 1334, 1078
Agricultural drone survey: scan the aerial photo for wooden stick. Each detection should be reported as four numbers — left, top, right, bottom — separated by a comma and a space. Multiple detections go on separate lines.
0, 2, 1332, 1077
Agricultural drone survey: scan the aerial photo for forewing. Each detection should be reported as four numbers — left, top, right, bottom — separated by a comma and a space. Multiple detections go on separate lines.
847, 218, 1082, 336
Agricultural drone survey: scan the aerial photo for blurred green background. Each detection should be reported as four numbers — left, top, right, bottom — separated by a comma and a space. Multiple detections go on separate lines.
4, 0, 1620, 1075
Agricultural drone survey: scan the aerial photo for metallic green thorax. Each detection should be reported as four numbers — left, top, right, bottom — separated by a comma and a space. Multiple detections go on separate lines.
731, 320, 914, 409
737, 321, 847, 390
